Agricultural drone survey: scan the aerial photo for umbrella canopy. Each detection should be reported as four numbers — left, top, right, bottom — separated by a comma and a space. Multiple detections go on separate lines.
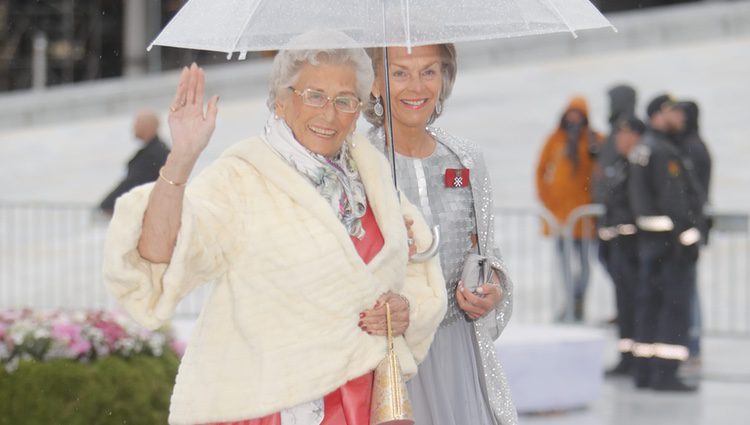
149, 0, 613, 58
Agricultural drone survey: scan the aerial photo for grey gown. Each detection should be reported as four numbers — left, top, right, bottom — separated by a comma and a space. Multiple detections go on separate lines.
370, 127, 518, 425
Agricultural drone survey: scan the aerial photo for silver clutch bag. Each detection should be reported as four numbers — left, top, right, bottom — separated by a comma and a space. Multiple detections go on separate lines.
460, 253, 494, 294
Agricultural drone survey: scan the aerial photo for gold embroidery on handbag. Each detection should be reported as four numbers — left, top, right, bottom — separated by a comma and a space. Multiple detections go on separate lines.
370, 303, 415, 425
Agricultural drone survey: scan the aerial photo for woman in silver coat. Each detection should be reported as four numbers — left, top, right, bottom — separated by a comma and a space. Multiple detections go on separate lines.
362, 45, 518, 425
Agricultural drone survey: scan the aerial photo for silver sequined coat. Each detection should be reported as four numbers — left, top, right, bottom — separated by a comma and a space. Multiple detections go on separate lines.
371, 127, 518, 425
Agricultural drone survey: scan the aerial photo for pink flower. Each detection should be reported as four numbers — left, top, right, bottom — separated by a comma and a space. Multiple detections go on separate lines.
0, 310, 23, 322
51, 321, 92, 356
170, 339, 187, 358
1, 308, 174, 365
69, 338, 92, 356
93, 319, 127, 349
51, 321, 82, 342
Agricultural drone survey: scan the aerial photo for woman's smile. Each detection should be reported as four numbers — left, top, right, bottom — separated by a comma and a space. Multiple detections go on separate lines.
400, 98, 429, 110
307, 123, 337, 138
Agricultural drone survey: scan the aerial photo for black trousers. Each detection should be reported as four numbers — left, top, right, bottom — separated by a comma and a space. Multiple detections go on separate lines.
608, 235, 639, 343
633, 232, 696, 381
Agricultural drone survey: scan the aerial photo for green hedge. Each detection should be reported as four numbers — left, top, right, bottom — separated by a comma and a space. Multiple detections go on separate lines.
0, 352, 179, 425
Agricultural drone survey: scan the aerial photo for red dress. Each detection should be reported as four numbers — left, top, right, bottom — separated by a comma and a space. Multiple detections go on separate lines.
204, 203, 384, 425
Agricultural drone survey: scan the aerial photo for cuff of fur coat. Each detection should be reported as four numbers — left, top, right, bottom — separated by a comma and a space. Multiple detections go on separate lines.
103, 183, 183, 330
103, 183, 197, 329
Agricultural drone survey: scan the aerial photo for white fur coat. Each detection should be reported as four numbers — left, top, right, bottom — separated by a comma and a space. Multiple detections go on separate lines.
103, 133, 447, 425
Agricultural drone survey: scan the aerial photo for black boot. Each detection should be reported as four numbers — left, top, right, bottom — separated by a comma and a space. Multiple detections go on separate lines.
632, 357, 652, 389
651, 359, 698, 392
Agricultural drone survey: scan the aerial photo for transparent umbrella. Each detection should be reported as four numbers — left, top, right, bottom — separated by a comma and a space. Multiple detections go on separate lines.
148, 0, 614, 261
149, 0, 614, 58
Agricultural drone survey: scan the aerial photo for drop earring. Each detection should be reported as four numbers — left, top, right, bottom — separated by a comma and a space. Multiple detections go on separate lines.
374, 97, 384, 117
435, 100, 443, 115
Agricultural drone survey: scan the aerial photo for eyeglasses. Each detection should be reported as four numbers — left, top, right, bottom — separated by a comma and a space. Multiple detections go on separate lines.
288, 87, 362, 113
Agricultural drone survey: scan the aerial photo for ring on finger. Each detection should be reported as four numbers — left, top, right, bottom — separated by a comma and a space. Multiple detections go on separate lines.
407, 237, 414, 246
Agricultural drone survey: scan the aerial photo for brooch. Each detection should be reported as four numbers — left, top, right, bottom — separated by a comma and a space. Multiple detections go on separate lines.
444, 168, 470, 188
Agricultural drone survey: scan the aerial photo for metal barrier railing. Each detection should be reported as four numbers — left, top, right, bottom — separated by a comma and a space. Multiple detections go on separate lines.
696, 211, 750, 336
0, 201, 207, 318
492, 206, 562, 324
0, 201, 107, 311
549, 204, 750, 336
0, 201, 748, 335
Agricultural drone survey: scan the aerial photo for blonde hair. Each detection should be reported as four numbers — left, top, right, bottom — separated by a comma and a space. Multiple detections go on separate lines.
363, 44, 457, 127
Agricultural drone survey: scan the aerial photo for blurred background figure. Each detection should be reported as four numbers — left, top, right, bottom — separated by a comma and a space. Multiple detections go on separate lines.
675, 100, 713, 363
598, 115, 646, 376
594, 85, 638, 279
536, 96, 604, 321
629, 94, 703, 392
594, 84, 638, 201
98, 110, 170, 215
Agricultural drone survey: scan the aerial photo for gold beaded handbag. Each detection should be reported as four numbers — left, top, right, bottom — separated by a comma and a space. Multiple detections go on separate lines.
370, 302, 415, 425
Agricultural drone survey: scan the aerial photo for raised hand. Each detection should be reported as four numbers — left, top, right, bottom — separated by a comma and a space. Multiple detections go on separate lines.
137, 64, 219, 263
168, 63, 219, 165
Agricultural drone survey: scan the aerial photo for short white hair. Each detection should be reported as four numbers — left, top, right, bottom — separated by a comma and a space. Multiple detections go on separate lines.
267, 30, 374, 111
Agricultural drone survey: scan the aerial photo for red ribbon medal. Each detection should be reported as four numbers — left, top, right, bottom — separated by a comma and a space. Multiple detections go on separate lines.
444, 168, 470, 188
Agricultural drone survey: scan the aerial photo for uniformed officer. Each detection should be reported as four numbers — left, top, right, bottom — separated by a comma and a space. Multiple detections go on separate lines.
593, 85, 637, 298
628, 94, 704, 392
599, 115, 645, 376
675, 100, 713, 360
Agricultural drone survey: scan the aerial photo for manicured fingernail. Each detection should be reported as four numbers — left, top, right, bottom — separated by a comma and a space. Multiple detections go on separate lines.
359, 312, 365, 318
358, 321, 363, 327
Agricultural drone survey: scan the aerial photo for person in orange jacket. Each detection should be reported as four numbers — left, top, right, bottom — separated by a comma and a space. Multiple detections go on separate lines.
536, 96, 604, 321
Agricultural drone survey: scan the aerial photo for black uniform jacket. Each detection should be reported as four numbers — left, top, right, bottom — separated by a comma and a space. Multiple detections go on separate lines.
601, 153, 635, 228
628, 129, 703, 235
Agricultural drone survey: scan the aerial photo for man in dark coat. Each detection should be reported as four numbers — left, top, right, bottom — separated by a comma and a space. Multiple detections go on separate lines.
675, 100, 713, 361
675, 101, 712, 236
99, 111, 170, 214
593, 85, 638, 321
628, 94, 704, 392
599, 116, 646, 376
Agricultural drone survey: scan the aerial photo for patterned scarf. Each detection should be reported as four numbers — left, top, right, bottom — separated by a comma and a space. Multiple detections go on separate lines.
263, 115, 367, 239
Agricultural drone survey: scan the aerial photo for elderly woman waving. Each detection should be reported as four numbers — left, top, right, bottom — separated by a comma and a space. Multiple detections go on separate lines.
103, 31, 446, 425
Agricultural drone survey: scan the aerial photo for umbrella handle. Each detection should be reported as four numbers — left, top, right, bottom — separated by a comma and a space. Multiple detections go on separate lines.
410, 225, 441, 263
